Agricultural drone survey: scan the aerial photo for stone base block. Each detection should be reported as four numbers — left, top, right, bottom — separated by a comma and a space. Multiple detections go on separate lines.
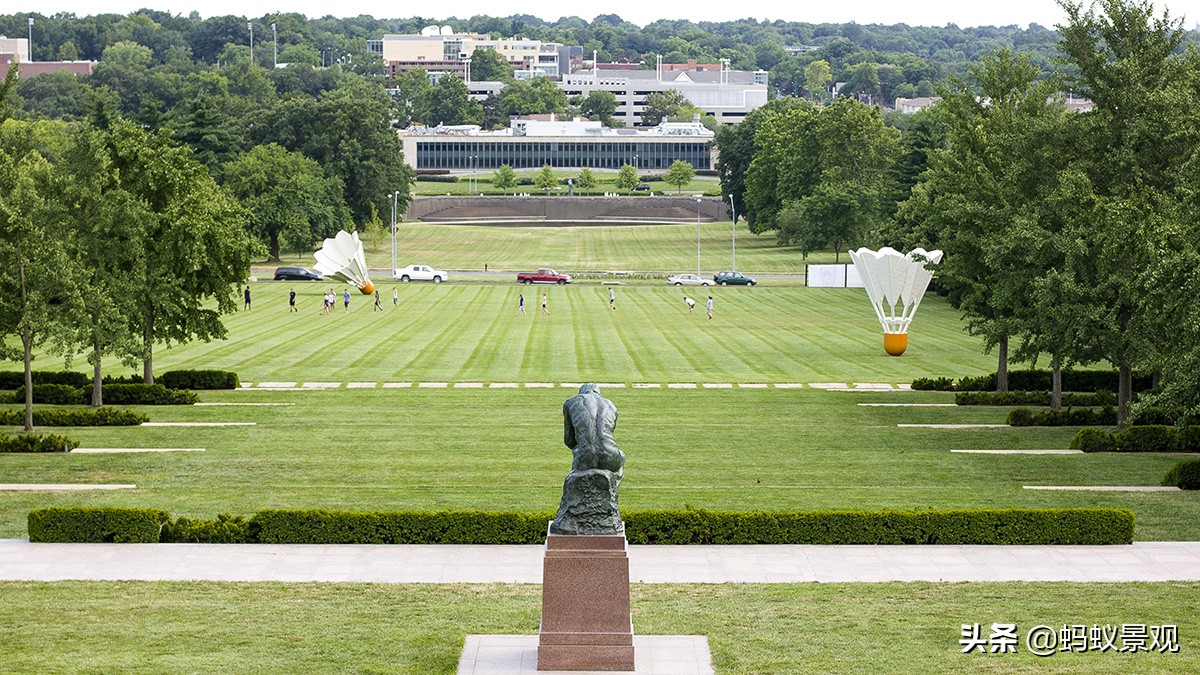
459, 635, 714, 675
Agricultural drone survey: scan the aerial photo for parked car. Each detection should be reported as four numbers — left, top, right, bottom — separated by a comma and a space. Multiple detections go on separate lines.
394, 264, 448, 283
714, 271, 757, 286
517, 268, 572, 284
632, 183, 651, 191
274, 266, 323, 281
666, 273, 713, 286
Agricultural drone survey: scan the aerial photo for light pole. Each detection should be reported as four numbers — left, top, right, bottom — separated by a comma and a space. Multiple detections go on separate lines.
389, 191, 399, 274
695, 197, 702, 277
728, 194, 736, 271
27, 17, 33, 62
248, 22, 254, 63
272, 23, 277, 68
632, 154, 638, 170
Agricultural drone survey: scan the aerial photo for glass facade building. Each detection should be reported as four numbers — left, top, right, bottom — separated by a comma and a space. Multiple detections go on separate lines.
414, 139, 712, 170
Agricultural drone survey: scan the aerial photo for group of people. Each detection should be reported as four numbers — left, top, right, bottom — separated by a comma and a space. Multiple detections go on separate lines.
683, 294, 714, 319
514, 289, 714, 319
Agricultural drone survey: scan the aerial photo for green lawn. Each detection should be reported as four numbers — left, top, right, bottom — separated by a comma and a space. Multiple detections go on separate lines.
1, 581, 1195, 672
266, 221, 849, 273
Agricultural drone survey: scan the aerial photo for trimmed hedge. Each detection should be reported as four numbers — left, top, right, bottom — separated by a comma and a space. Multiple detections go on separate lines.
0, 370, 90, 389
159, 370, 240, 390
14, 383, 196, 405
914, 370, 1152, 393
955, 391, 1115, 407
1006, 406, 1117, 427
12, 384, 87, 405
28, 507, 170, 543
1070, 428, 1116, 453
0, 407, 147, 426
1115, 425, 1176, 453
1163, 460, 1200, 490
27, 507, 1135, 545
0, 433, 78, 453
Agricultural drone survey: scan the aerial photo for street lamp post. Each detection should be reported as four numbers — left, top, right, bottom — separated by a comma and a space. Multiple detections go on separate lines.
248, 22, 254, 63
728, 194, 736, 271
632, 154, 638, 170
389, 191, 399, 274
272, 23, 277, 68
27, 18, 33, 62
696, 197, 703, 277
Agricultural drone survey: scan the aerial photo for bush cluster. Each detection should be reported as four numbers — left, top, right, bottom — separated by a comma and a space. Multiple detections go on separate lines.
0, 433, 79, 453
1068, 425, 1200, 453
28, 507, 1134, 545
955, 391, 1115, 406
417, 175, 460, 183
1163, 460, 1200, 490
913, 370, 1152, 393
0, 371, 90, 389
159, 370, 240, 390
28, 507, 170, 543
0, 407, 147, 426
14, 383, 196, 405
1006, 406, 1117, 426
12, 384, 87, 405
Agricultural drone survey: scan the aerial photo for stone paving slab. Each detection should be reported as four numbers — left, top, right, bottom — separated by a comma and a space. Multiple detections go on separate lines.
194, 403, 294, 407
418, 382, 449, 388
382, 382, 412, 388
488, 383, 519, 388
1024, 486, 1182, 492
525, 383, 554, 388
301, 382, 341, 389
952, 449, 1082, 455
738, 383, 768, 388
898, 424, 1010, 429
853, 383, 895, 389
633, 383, 662, 389
859, 403, 957, 407
774, 383, 804, 389
140, 422, 256, 427
454, 383, 485, 388
701, 383, 732, 389
808, 383, 847, 389
3, 540, 1198, 583
346, 382, 376, 389
257, 381, 296, 388
667, 383, 696, 389
72, 448, 204, 454
459, 635, 713, 675
0, 484, 136, 491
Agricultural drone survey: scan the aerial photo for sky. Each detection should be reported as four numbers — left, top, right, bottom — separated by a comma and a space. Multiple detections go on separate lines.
15, 0, 1198, 29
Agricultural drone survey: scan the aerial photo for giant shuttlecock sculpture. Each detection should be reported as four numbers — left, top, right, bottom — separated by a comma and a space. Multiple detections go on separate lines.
848, 247, 943, 356
314, 230, 375, 295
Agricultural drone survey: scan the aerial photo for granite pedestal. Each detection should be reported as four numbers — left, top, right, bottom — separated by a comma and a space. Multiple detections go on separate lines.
538, 531, 635, 671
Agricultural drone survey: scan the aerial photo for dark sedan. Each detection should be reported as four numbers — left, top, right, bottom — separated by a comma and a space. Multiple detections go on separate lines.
714, 271, 757, 286
274, 266, 324, 281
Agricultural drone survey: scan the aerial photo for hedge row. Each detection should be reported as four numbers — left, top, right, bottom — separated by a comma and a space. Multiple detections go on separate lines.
27, 507, 1135, 545
955, 391, 1115, 407
13, 383, 196, 405
1069, 425, 1200, 453
0, 407, 147, 426
1007, 406, 1118, 427
0, 433, 79, 453
0, 369, 238, 391
913, 370, 1153, 393
1163, 460, 1200, 490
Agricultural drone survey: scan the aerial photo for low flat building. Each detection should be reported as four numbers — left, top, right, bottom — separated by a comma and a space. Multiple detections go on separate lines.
400, 119, 714, 171
560, 68, 769, 127
0, 53, 95, 80
377, 27, 562, 80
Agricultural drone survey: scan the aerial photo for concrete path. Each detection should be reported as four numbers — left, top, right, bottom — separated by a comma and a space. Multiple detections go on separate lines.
2, 540, 1198, 583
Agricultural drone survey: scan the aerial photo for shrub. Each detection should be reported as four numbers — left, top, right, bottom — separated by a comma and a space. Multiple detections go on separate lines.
159, 370, 239, 390
1175, 426, 1200, 454
28, 507, 170, 543
955, 391, 1115, 407
1069, 428, 1116, 453
12, 384, 87, 405
102, 384, 197, 405
0, 433, 79, 453
416, 175, 460, 183
29, 507, 1134, 545
163, 514, 252, 543
1162, 460, 1200, 490
0, 407, 147, 426
1114, 425, 1177, 453
1006, 406, 1117, 427
1006, 408, 1034, 426
101, 374, 143, 384
0, 370, 90, 389
1128, 407, 1175, 426
911, 377, 955, 391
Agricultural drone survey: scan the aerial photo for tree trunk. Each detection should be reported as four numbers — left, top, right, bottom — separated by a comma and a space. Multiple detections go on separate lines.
996, 335, 1009, 393
269, 231, 280, 262
1152, 370, 1161, 390
92, 340, 104, 407
143, 313, 155, 385
1051, 352, 1062, 412
1118, 364, 1132, 427
22, 326, 34, 432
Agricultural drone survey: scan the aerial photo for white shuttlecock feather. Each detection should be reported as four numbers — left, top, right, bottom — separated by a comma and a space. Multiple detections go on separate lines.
848, 247, 943, 356
314, 230, 375, 295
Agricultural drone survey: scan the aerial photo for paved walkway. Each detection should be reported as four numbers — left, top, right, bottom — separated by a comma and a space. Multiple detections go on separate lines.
2, 540, 1198, 583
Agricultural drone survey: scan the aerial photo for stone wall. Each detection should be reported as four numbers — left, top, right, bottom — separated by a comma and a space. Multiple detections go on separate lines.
406, 196, 728, 223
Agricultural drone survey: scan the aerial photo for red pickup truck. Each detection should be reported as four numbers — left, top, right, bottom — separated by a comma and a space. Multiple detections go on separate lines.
517, 268, 572, 285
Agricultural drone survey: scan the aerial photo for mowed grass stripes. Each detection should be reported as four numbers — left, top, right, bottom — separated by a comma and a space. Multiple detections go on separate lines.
131, 284, 994, 383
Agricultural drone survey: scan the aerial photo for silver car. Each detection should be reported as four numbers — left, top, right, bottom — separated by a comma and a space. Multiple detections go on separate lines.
667, 273, 713, 286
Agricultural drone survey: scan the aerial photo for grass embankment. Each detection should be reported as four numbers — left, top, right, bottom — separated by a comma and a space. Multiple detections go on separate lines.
1, 581, 1195, 672
266, 221, 846, 274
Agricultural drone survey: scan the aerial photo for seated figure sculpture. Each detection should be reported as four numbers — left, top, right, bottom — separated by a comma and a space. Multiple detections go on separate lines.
550, 383, 625, 535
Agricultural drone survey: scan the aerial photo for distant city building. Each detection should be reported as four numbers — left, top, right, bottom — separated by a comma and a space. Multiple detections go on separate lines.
399, 118, 715, 171
784, 45, 821, 55
0, 52, 95, 80
378, 27, 566, 80
0, 35, 30, 61
893, 96, 942, 114
559, 67, 769, 127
